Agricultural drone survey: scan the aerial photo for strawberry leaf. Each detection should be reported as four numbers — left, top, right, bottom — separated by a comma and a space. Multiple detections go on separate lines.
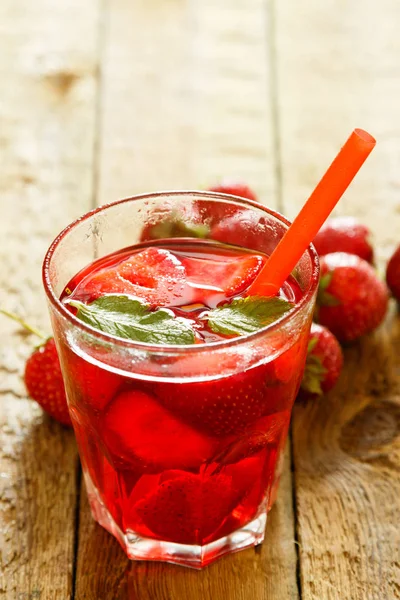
318, 291, 341, 307
307, 336, 318, 353
148, 216, 209, 240
301, 354, 327, 395
317, 272, 340, 307
319, 272, 333, 291
68, 295, 195, 345
206, 296, 293, 337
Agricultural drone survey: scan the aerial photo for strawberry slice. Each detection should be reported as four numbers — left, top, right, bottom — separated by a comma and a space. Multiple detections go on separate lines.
100, 390, 216, 472
155, 364, 284, 437
73, 247, 187, 307
181, 253, 265, 298
134, 470, 239, 544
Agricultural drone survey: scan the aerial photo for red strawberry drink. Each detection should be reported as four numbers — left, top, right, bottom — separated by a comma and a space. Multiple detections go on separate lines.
43, 192, 319, 568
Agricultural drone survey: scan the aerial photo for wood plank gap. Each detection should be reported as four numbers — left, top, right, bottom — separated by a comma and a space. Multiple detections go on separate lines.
71, 4, 107, 592
91, 0, 110, 211
288, 427, 303, 599
266, 0, 283, 213
71, 459, 82, 600
276, 2, 400, 594
0, 0, 101, 594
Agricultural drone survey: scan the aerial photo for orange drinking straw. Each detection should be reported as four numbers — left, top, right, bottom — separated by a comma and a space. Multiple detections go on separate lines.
248, 128, 376, 296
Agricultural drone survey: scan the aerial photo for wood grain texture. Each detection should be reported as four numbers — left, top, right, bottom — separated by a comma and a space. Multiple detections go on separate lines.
97, 0, 276, 204
275, 0, 400, 264
291, 316, 400, 600
75, 0, 299, 598
276, 1, 400, 597
0, 0, 99, 597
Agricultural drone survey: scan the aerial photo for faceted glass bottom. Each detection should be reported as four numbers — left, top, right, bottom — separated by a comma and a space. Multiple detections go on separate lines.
85, 473, 267, 569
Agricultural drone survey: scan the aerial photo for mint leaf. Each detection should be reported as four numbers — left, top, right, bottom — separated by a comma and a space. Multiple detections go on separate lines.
206, 296, 293, 337
68, 295, 195, 345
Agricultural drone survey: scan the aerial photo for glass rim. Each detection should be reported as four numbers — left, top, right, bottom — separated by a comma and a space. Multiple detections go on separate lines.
42, 190, 320, 354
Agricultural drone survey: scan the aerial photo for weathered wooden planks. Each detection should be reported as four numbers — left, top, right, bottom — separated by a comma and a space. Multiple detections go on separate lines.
276, 1, 400, 597
74, 0, 299, 598
4, 0, 400, 596
0, 0, 99, 597
275, 0, 400, 263
291, 318, 400, 600
97, 0, 277, 204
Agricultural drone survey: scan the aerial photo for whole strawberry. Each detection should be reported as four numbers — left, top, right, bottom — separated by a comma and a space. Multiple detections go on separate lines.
300, 323, 343, 398
24, 338, 71, 426
313, 216, 374, 263
386, 244, 400, 302
208, 180, 258, 202
211, 209, 265, 250
155, 365, 270, 437
317, 252, 388, 342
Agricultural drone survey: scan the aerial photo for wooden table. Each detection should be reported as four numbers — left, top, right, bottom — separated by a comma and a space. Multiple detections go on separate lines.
1, 1, 400, 598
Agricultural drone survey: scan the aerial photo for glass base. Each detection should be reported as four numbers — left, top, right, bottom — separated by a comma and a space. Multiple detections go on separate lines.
85, 473, 267, 569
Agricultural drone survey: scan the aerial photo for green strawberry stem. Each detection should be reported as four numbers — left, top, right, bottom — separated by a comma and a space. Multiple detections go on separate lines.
0, 308, 47, 340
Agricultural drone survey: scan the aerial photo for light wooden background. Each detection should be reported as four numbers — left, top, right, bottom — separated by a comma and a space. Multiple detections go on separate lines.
1, 1, 400, 598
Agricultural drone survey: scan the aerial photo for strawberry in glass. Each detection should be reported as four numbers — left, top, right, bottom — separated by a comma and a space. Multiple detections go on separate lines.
43, 192, 318, 568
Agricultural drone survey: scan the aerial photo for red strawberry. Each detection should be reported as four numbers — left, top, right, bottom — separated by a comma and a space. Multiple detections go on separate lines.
300, 323, 343, 397
208, 180, 258, 202
140, 201, 207, 242
134, 470, 240, 545
317, 253, 388, 342
192, 181, 258, 229
386, 244, 400, 302
181, 252, 265, 299
66, 346, 122, 413
155, 365, 279, 437
24, 338, 71, 426
155, 337, 308, 437
101, 390, 216, 472
72, 247, 187, 307
313, 216, 374, 263
211, 209, 268, 251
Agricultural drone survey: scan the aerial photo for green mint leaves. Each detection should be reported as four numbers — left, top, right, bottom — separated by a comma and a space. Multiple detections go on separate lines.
68, 295, 195, 345
206, 296, 293, 337
69, 294, 293, 345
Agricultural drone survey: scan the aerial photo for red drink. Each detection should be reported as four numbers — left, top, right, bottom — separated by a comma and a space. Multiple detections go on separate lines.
43, 192, 318, 567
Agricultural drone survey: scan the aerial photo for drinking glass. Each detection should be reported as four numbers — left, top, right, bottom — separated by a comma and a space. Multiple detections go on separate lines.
43, 191, 319, 568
